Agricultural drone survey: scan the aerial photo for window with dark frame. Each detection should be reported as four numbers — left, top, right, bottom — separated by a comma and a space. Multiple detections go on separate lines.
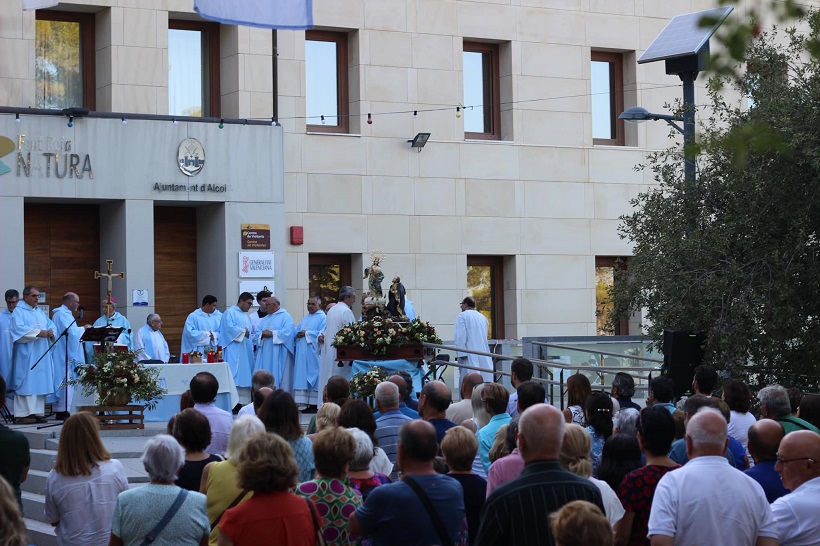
591, 51, 625, 146
168, 20, 220, 117
467, 255, 505, 340
35, 10, 96, 110
463, 41, 501, 140
306, 30, 349, 134
309, 254, 352, 309
595, 256, 629, 335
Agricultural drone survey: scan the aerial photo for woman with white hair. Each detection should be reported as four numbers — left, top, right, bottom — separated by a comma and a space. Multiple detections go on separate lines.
109, 435, 209, 546
346, 427, 391, 500
200, 415, 266, 546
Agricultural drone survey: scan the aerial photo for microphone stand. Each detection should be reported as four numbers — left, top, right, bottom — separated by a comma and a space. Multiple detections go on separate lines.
29, 313, 81, 429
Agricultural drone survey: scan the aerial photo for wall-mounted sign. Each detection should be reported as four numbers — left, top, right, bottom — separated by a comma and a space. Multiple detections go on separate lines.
241, 224, 271, 249
239, 251, 274, 278
177, 138, 205, 176
133, 289, 149, 306
239, 281, 275, 306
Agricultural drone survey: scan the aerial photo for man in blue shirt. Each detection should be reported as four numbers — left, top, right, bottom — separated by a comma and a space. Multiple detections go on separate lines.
350, 420, 465, 546
745, 418, 789, 502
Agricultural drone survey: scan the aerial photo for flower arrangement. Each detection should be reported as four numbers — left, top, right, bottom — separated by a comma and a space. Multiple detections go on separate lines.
333, 317, 442, 356
349, 365, 388, 400
67, 350, 167, 409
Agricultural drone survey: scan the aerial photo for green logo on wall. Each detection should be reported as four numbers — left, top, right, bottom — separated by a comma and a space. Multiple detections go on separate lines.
0, 136, 14, 176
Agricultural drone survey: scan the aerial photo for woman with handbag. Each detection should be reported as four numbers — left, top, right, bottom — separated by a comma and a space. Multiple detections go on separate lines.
217, 433, 322, 546
199, 414, 266, 546
109, 435, 209, 546
45, 412, 128, 546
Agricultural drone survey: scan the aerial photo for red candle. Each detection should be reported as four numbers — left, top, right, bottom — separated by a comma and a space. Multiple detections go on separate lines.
182, 352, 189, 364
207, 352, 216, 363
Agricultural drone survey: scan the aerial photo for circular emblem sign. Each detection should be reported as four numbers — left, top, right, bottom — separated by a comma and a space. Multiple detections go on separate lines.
178, 138, 205, 177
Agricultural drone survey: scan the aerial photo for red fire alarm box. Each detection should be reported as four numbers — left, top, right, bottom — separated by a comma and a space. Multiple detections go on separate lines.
290, 226, 304, 245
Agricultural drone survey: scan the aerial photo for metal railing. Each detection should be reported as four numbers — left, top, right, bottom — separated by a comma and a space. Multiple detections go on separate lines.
422, 337, 664, 409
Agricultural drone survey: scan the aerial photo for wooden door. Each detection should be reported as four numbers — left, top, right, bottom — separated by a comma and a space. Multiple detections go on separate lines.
24, 203, 101, 325
154, 207, 197, 357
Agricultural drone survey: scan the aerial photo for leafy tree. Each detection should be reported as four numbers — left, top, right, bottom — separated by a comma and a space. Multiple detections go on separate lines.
612, 13, 820, 388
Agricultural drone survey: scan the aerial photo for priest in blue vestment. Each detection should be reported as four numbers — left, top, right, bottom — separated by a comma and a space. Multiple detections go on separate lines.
293, 296, 325, 407
84, 298, 132, 362
133, 314, 170, 363
0, 290, 18, 388
180, 295, 222, 361
10, 286, 56, 420
51, 292, 90, 416
253, 296, 295, 392
219, 293, 254, 388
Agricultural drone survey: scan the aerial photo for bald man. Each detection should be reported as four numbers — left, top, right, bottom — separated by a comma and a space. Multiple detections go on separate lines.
446, 372, 483, 424
648, 409, 777, 546
475, 404, 603, 546
418, 380, 456, 447
374, 375, 419, 419
745, 419, 789, 502
771, 431, 820, 546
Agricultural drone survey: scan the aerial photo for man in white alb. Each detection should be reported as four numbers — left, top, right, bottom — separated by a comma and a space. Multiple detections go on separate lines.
317, 286, 356, 399
133, 314, 170, 363
51, 292, 91, 418
454, 297, 494, 382
179, 295, 221, 361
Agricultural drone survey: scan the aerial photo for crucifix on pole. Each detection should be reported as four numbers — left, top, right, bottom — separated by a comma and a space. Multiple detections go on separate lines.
95, 259, 125, 326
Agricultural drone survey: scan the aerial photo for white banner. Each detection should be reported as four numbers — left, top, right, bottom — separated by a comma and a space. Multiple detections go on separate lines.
194, 0, 313, 30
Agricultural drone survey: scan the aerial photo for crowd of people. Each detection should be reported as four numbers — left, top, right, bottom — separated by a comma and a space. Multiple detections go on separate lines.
3, 283, 820, 545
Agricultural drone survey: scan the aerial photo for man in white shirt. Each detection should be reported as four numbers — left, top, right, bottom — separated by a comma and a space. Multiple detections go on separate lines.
771, 430, 820, 546
190, 372, 233, 456
237, 369, 275, 417
317, 286, 356, 398
446, 372, 483, 424
648, 408, 778, 546
454, 297, 493, 382
133, 314, 170, 363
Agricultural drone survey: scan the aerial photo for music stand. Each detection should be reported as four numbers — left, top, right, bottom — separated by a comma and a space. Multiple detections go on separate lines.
37, 326, 124, 430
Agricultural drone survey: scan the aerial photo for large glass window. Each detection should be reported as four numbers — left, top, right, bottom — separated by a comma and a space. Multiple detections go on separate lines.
463, 42, 500, 140
35, 11, 95, 109
591, 51, 625, 145
306, 31, 349, 133
169, 21, 220, 117
595, 256, 628, 335
467, 256, 505, 339
309, 254, 352, 310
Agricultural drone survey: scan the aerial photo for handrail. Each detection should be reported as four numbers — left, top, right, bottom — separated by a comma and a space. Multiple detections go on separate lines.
532, 341, 664, 365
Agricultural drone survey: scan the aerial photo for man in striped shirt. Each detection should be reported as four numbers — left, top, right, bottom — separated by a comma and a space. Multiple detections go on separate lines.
476, 404, 604, 546
374, 381, 414, 478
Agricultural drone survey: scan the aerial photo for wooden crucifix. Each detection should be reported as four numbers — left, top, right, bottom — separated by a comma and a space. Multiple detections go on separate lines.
95, 259, 125, 326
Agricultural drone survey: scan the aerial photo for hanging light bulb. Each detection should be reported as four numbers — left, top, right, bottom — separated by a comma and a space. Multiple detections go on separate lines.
172, 118, 179, 126
413, 110, 418, 118
121, 118, 127, 126
219, 119, 224, 129
321, 115, 326, 125
15, 113, 21, 124
271, 117, 278, 126
455, 107, 461, 118
67, 116, 74, 128
367, 113, 372, 125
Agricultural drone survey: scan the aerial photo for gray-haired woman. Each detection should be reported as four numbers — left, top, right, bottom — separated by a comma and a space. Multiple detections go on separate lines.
109, 435, 209, 546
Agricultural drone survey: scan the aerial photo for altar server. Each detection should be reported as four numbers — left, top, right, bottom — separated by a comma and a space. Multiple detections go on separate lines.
293, 296, 326, 408
220, 293, 255, 388
10, 286, 56, 421
253, 296, 294, 392
180, 295, 222, 361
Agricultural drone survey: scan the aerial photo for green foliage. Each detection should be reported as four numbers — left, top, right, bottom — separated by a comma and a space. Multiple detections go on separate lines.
68, 350, 167, 409
612, 15, 820, 388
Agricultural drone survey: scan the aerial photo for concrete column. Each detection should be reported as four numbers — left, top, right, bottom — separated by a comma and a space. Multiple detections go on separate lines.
0, 197, 25, 289
99, 200, 155, 323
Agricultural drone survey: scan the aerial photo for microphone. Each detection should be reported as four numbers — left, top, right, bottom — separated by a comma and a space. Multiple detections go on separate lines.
78, 306, 85, 320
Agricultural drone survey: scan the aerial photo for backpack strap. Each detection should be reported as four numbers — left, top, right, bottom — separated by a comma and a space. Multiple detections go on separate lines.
140, 488, 188, 546
403, 476, 453, 546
